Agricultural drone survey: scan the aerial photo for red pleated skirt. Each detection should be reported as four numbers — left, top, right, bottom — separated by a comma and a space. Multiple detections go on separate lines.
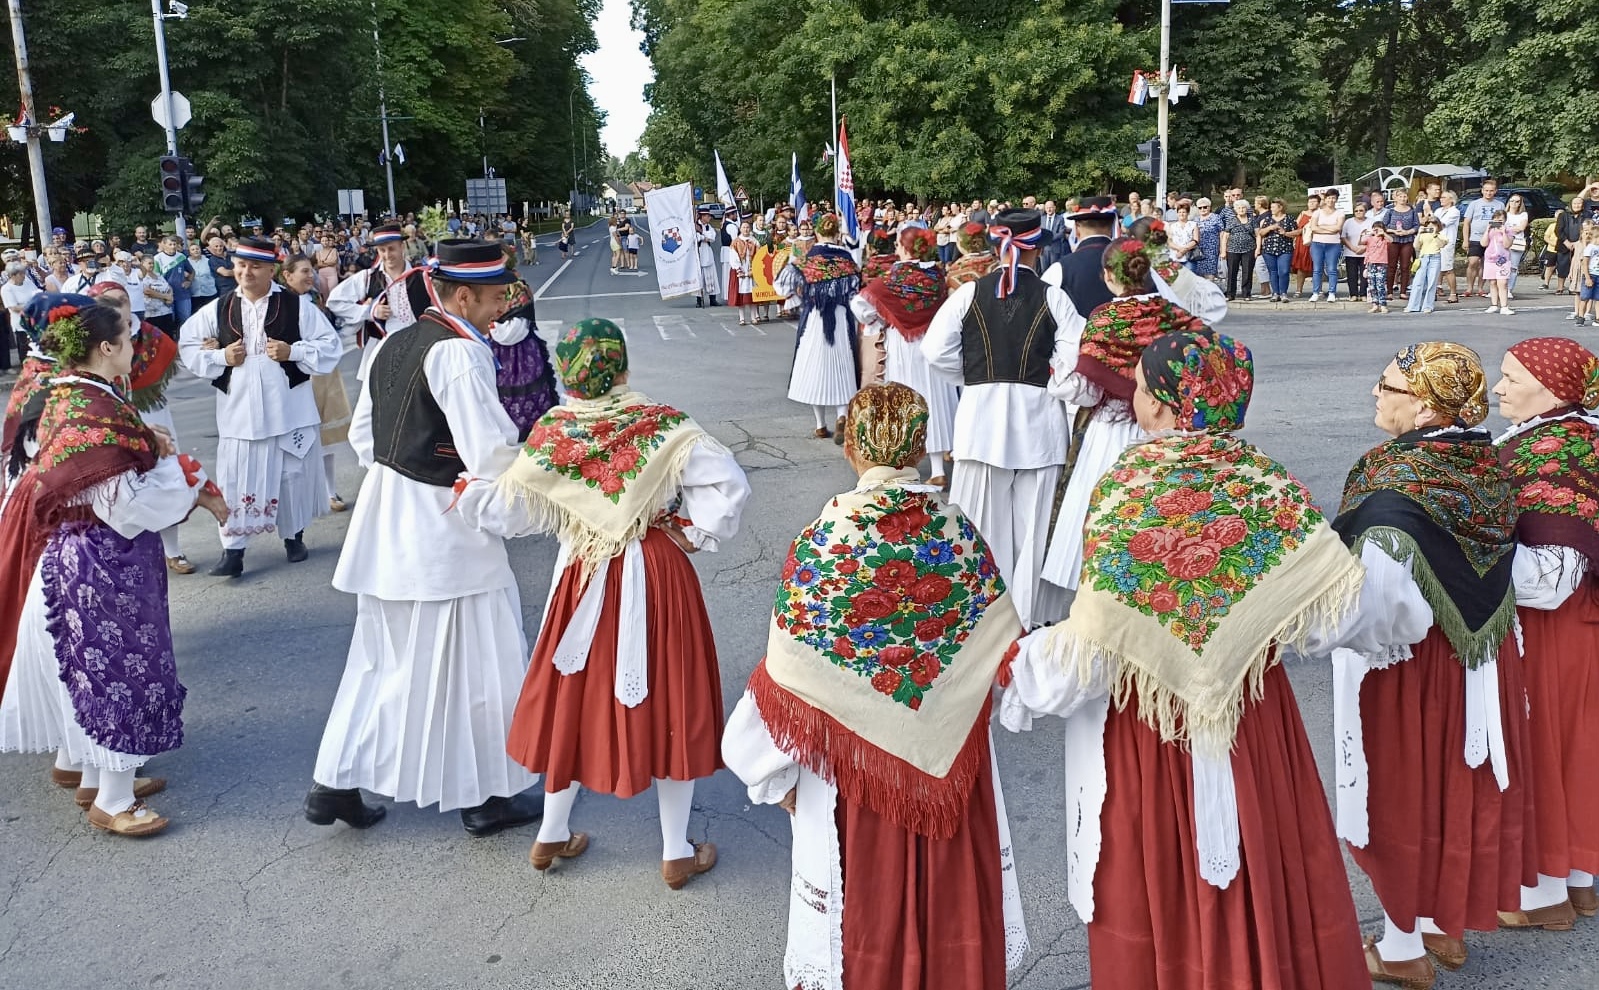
835, 719, 1008, 990
726, 268, 753, 307
1090, 663, 1368, 990
1519, 584, 1599, 878
505, 528, 725, 799
1350, 627, 1536, 935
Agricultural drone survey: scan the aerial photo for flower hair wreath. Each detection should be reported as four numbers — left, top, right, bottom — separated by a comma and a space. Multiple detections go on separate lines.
43, 312, 89, 363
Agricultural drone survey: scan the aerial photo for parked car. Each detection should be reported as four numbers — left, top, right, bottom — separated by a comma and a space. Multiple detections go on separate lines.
1459, 185, 1564, 220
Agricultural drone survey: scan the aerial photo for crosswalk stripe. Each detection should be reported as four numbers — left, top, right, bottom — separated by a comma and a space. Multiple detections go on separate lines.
653, 315, 696, 340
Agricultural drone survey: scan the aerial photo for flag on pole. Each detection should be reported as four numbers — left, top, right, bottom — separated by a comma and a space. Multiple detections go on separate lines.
1168, 67, 1182, 104
836, 117, 858, 242
377, 148, 388, 165
393, 142, 406, 165
713, 149, 737, 219
790, 152, 807, 222
1127, 70, 1149, 106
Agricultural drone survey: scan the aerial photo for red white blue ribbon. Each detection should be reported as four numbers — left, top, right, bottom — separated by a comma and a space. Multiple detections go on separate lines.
234, 244, 281, 263
433, 256, 507, 281
989, 226, 1046, 299
370, 231, 403, 245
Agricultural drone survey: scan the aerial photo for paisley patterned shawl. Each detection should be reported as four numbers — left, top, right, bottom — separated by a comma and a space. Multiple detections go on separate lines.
945, 252, 996, 291
1334, 427, 1516, 666
1497, 408, 1599, 562
494, 389, 705, 579
1055, 432, 1363, 758
797, 244, 862, 348
857, 261, 948, 342
751, 467, 1021, 838
1076, 295, 1207, 402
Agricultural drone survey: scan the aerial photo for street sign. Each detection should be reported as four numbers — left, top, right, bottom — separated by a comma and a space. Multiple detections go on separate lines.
337, 189, 366, 216
465, 178, 508, 215
150, 92, 191, 131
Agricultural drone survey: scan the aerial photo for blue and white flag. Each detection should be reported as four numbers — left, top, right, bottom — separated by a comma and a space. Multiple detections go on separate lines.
790, 152, 807, 222
393, 143, 406, 165
836, 117, 858, 241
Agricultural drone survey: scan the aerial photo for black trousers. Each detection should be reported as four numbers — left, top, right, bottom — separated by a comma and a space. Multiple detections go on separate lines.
1225, 251, 1254, 298
1344, 256, 1368, 298
0, 311, 12, 370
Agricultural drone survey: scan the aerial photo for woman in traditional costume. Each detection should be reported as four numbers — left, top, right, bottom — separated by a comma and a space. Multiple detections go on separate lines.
729, 221, 758, 326
1333, 342, 1534, 986
1040, 238, 1207, 594
860, 226, 898, 283
487, 271, 561, 442
724, 382, 1027, 990
279, 254, 356, 513
2, 295, 60, 478
1128, 217, 1231, 326
1003, 329, 1374, 989
945, 221, 996, 291
0, 299, 227, 835
1491, 337, 1599, 922
787, 213, 862, 442
850, 227, 955, 487
454, 319, 750, 887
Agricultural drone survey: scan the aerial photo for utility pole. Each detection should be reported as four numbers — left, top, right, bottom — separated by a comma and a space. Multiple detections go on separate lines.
150, 0, 186, 240
1156, 0, 1171, 206
371, 1, 395, 218
7, 0, 52, 244
568, 85, 580, 214
478, 107, 489, 179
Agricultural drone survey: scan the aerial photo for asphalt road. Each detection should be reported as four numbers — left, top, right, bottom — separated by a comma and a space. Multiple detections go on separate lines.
2, 234, 1597, 989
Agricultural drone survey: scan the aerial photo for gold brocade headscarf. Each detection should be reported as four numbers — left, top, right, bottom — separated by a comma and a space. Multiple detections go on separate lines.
846, 383, 928, 469
1395, 341, 1489, 427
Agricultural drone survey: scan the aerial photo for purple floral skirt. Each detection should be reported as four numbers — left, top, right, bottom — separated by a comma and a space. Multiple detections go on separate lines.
492, 335, 560, 442
42, 522, 185, 756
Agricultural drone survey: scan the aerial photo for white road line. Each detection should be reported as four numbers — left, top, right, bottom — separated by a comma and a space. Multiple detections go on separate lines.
722, 322, 765, 336
538, 290, 659, 301
532, 259, 573, 300
534, 317, 627, 341
653, 315, 696, 340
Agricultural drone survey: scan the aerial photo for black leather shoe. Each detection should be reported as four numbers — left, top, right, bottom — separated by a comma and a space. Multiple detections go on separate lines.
208, 549, 244, 577
284, 532, 308, 563
460, 792, 544, 838
304, 784, 386, 829
695, 296, 703, 308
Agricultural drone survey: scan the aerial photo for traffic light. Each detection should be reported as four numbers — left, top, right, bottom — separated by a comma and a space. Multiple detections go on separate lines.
182, 161, 206, 214
1135, 137, 1162, 179
159, 155, 184, 212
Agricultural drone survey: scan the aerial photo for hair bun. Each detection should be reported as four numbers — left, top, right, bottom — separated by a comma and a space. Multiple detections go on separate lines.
815, 214, 841, 238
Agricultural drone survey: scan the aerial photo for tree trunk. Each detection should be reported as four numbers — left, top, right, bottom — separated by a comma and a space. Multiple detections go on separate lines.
1374, 1, 1401, 165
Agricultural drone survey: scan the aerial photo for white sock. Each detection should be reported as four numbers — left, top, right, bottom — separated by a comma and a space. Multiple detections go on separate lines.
54, 749, 79, 771
813, 405, 830, 430
536, 784, 580, 845
1570, 870, 1595, 888
323, 452, 337, 492
78, 765, 100, 790
160, 525, 181, 558
94, 767, 136, 815
1377, 912, 1425, 960
655, 778, 696, 861
929, 452, 946, 477
1522, 872, 1570, 910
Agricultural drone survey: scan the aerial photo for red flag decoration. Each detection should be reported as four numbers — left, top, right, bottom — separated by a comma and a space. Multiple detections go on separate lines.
837, 117, 858, 241
1128, 70, 1149, 106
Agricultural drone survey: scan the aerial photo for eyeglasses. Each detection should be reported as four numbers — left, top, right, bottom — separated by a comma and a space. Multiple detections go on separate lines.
1376, 379, 1414, 396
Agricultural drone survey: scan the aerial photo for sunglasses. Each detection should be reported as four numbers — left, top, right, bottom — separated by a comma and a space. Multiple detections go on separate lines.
1376, 379, 1414, 397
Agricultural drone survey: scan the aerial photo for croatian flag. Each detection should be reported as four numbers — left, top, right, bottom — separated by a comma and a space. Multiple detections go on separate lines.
790, 152, 807, 222
1128, 70, 1149, 106
836, 117, 858, 241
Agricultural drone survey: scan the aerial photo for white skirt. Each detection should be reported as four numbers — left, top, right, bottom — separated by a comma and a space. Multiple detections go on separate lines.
787, 305, 858, 407
1041, 403, 1144, 591
216, 429, 328, 545
0, 564, 147, 771
884, 330, 959, 453
312, 587, 540, 811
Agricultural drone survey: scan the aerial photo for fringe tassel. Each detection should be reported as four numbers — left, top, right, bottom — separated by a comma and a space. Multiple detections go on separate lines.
748, 661, 988, 841
129, 361, 178, 413
1064, 562, 1366, 759
1357, 528, 1517, 670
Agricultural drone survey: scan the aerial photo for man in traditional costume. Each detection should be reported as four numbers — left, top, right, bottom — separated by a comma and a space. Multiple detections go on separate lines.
306, 240, 544, 837
453, 318, 749, 885
922, 208, 1082, 628
324, 222, 431, 381
1040, 238, 1206, 594
724, 382, 1026, 989
1002, 329, 1373, 988
1491, 337, 1599, 921
695, 207, 721, 308
0, 299, 226, 835
850, 227, 954, 485
178, 237, 342, 577
1334, 342, 1534, 985
1045, 197, 1118, 318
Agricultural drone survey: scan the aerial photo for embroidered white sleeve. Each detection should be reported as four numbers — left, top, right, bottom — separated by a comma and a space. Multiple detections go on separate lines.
721, 692, 800, 804
678, 438, 751, 551
1306, 541, 1434, 656
89, 458, 198, 538
999, 625, 1110, 733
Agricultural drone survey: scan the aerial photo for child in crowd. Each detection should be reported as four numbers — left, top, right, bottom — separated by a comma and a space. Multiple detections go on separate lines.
1576, 225, 1599, 327
1405, 216, 1444, 314
1362, 221, 1392, 314
1480, 209, 1515, 315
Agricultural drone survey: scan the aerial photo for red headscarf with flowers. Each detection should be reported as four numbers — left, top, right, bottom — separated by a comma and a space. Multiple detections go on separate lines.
1499, 337, 1599, 560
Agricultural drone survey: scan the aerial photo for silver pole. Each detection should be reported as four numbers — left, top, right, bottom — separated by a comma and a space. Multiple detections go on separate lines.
830, 72, 838, 212
7, 0, 51, 243
150, 0, 186, 240
1156, 0, 1170, 207
372, 3, 395, 218
568, 87, 579, 214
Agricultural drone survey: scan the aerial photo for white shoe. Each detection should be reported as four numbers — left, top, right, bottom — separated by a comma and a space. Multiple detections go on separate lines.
1483, 306, 1499, 314
1326, 293, 1339, 303
1308, 293, 1321, 302
1507, 290, 1515, 299
1566, 312, 1579, 320
1501, 307, 1515, 315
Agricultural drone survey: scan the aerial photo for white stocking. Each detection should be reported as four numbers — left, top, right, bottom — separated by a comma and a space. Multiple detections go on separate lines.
1570, 869, 1596, 888
655, 777, 696, 861
78, 765, 100, 790
94, 767, 136, 815
160, 525, 181, 558
53, 749, 79, 771
1521, 872, 1570, 910
1377, 912, 1425, 961
812, 405, 830, 430
323, 451, 338, 492
1418, 917, 1444, 935
536, 784, 580, 845
929, 452, 947, 477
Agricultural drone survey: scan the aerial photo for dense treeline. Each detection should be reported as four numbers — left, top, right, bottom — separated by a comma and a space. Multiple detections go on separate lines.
633, 0, 1599, 201
0, 0, 608, 233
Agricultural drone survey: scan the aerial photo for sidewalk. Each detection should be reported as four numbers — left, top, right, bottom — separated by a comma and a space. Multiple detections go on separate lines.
1227, 284, 1576, 315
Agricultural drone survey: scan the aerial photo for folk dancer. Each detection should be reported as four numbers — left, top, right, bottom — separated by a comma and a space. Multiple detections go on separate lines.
788, 213, 863, 443
177, 237, 342, 577
725, 383, 1027, 990
923, 208, 1083, 628
453, 318, 750, 885
306, 239, 545, 837
695, 207, 721, 308
324, 222, 431, 381
278, 254, 356, 513
1044, 196, 1119, 318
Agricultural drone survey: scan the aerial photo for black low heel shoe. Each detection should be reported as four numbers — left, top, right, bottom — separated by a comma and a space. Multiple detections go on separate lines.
208, 549, 244, 578
304, 784, 386, 829
460, 791, 545, 838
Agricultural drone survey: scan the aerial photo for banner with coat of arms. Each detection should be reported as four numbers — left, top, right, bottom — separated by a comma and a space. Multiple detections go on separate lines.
644, 181, 702, 300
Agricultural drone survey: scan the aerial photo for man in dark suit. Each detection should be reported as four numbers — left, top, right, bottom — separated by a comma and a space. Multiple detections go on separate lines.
1048, 196, 1119, 319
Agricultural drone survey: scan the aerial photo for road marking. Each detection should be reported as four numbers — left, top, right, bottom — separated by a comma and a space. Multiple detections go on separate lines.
535, 317, 627, 341
532, 259, 574, 300
539, 289, 659, 301
723, 321, 765, 336
653, 315, 696, 340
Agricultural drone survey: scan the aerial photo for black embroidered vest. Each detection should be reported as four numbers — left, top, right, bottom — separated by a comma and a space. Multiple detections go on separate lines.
959, 269, 1057, 388
369, 313, 467, 487
210, 289, 308, 393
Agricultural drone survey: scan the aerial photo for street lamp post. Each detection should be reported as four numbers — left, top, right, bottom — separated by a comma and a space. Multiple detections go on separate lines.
568, 85, 581, 215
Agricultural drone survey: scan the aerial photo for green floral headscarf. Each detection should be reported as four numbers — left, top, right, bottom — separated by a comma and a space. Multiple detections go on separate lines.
555, 318, 628, 399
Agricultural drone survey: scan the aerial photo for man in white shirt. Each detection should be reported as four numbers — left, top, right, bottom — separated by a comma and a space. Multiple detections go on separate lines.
94, 252, 133, 291
1460, 178, 1506, 298
178, 237, 342, 577
695, 207, 721, 308
325, 223, 429, 380
922, 209, 1083, 628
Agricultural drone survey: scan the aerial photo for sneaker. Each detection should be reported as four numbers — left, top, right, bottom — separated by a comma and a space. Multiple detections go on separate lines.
1577, 317, 1588, 327
1483, 306, 1499, 314
1308, 293, 1321, 302
1378, 306, 1389, 314
1326, 293, 1338, 303
1501, 307, 1515, 316
1368, 305, 1379, 314
1507, 290, 1515, 299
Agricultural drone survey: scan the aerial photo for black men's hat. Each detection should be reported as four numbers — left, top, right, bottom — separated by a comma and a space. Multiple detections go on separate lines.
1067, 196, 1120, 223
432, 238, 518, 285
